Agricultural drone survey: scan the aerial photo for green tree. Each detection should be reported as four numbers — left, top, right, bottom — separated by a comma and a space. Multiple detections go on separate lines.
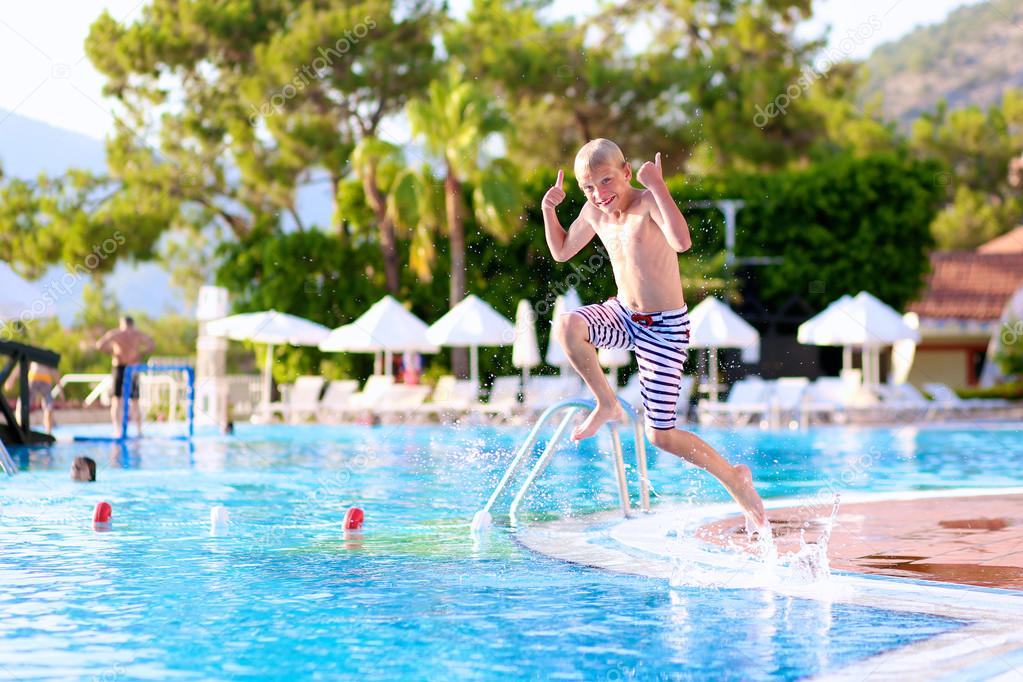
910, 91, 1023, 249
406, 67, 525, 307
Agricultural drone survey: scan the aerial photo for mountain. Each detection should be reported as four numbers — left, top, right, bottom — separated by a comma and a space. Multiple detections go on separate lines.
0, 110, 343, 321
860, 0, 1023, 127
0, 109, 106, 177
0, 109, 183, 322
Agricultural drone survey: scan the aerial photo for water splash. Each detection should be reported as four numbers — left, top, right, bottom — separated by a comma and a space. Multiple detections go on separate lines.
668, 495, 841, 590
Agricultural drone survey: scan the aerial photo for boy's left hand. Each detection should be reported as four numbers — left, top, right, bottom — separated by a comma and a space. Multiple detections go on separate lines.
636, 152, 664, 189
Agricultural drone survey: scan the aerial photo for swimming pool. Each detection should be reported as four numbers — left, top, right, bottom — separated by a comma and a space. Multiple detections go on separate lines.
2, 423, 1019, 680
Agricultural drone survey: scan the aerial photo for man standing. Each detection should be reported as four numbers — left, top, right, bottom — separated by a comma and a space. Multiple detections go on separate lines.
96, 316, 155, 438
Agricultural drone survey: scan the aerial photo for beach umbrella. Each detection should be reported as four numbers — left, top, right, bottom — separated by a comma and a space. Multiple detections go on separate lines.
545, 288, 583, 369
0, 262, 55, 322
512, 299, 541, 384
426, 294, 515, 387
206, 310, 330, 416
319, 295, 438, 376
890, 313, 919, 386
798, 292, 919, 384
687, 297, 760, 401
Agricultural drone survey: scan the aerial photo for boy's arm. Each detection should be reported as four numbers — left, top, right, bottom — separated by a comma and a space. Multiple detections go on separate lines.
542, 169, 596, 262
637, 153, 692, 253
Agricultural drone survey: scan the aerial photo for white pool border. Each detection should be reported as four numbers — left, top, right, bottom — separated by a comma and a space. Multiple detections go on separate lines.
515, 487, 1023, 682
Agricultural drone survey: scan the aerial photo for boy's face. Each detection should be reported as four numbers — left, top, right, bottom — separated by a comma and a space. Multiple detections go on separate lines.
577, 162, 632, 214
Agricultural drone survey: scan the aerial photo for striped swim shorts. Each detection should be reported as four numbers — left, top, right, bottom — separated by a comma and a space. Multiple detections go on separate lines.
571, 297, 690, 430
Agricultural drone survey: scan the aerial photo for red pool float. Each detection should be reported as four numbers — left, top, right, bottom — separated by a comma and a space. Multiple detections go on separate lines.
343, 507, 364, 530
93, 501, 112, 524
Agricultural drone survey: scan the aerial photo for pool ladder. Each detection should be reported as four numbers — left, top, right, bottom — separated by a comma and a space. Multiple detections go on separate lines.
0, 440, 16, 476
471, 397, 651, 532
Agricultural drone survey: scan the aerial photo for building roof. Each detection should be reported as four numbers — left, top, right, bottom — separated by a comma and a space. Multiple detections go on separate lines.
978, 226, 1023, 254
909, 252, 1023, 322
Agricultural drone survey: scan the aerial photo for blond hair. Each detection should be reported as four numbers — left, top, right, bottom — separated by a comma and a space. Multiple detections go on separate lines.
574, 138, 626, 179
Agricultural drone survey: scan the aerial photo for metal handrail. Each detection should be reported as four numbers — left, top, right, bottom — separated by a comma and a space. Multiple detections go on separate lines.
0, 440, 16, 476
471, 396, 649, 532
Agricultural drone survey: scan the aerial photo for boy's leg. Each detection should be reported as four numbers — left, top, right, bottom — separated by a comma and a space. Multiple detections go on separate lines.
645, 426, 767, 527
552, 312, 623, 440
633, 326, 767, 527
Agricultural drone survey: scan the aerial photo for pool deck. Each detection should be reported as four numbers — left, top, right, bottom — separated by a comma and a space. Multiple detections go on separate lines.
516, 487, 1023, 682
699, 492, 1023, 591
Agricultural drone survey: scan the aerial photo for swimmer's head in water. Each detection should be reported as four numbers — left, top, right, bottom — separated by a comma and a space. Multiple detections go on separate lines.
71, 456, 96, 482
574, 139, 632, 214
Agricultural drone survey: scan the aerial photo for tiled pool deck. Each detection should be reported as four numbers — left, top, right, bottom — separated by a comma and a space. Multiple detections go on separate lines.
517, 488, 1023, 681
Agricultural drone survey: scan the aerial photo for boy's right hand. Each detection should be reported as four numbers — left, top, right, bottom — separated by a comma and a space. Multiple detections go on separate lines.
541, 169, 566, 211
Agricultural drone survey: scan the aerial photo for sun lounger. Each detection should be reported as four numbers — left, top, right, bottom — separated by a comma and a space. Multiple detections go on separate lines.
923, 382, 1010, 417
472, 376, 522, 417
767, 377, 809, 428
344, 375, 396, 415
268, 375, 325, 423
523, 375, 584, 414
417, 375, 478, 418
376, 385, 432, 420
868, 383, 927, 422
802, 376, 876, 424
697, 378, 770, 427
316, 379, 360, 422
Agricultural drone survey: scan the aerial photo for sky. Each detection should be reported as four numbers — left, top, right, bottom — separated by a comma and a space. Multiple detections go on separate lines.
0, 0, 982, 142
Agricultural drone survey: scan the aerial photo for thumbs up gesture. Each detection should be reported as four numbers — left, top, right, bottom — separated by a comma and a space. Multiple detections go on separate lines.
542, 169, 566, 211
636, 152, 664, 189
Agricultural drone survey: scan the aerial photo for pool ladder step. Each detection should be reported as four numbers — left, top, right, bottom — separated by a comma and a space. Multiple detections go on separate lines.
471, 397, 650, 532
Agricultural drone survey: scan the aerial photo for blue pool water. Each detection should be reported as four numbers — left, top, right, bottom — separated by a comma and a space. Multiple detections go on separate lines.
4, 423, 1018, 680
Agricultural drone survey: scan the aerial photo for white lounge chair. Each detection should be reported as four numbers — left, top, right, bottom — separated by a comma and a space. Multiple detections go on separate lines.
923, 382, 1010, 417
376, 384, 432, 420
417, 375, 478, 418
697, 378, 771, 427
768, 377, 809, 428
473, 376, 522, 417
345, 375, 396, 415
268, 376, 325, 423
870, 382, 935, 422
523, 375, 584, 414
316, 379, 360, 422
803, 376, 872, 424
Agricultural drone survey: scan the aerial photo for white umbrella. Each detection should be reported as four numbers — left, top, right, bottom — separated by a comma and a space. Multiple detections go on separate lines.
688, 297, 760, 401
206, 310, 330, 416
426, 294, 515, 387
512, 299, 541, 384
545, 288, 583, 368
0, 262, 55, 321
319, 295, 438, 376
798, 292, 919, 384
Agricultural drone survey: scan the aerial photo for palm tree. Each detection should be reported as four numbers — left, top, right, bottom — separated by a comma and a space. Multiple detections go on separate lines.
407, 67, 524, 376
350, 138, 406, 294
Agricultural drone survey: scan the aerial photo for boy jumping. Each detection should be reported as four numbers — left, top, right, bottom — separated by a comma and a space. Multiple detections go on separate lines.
542, 138, 768, 528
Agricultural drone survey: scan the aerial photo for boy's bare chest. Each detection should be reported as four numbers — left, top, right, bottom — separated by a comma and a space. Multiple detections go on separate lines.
594, 214, 658, 256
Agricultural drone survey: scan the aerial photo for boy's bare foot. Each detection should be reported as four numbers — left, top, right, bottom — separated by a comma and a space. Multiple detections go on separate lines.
730, 464, 768, 528
571, 402, 624, 440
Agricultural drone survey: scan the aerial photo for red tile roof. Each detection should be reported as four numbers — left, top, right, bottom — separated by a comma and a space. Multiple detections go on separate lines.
978, 226, 1023, 254
909, 252, 1023, 321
